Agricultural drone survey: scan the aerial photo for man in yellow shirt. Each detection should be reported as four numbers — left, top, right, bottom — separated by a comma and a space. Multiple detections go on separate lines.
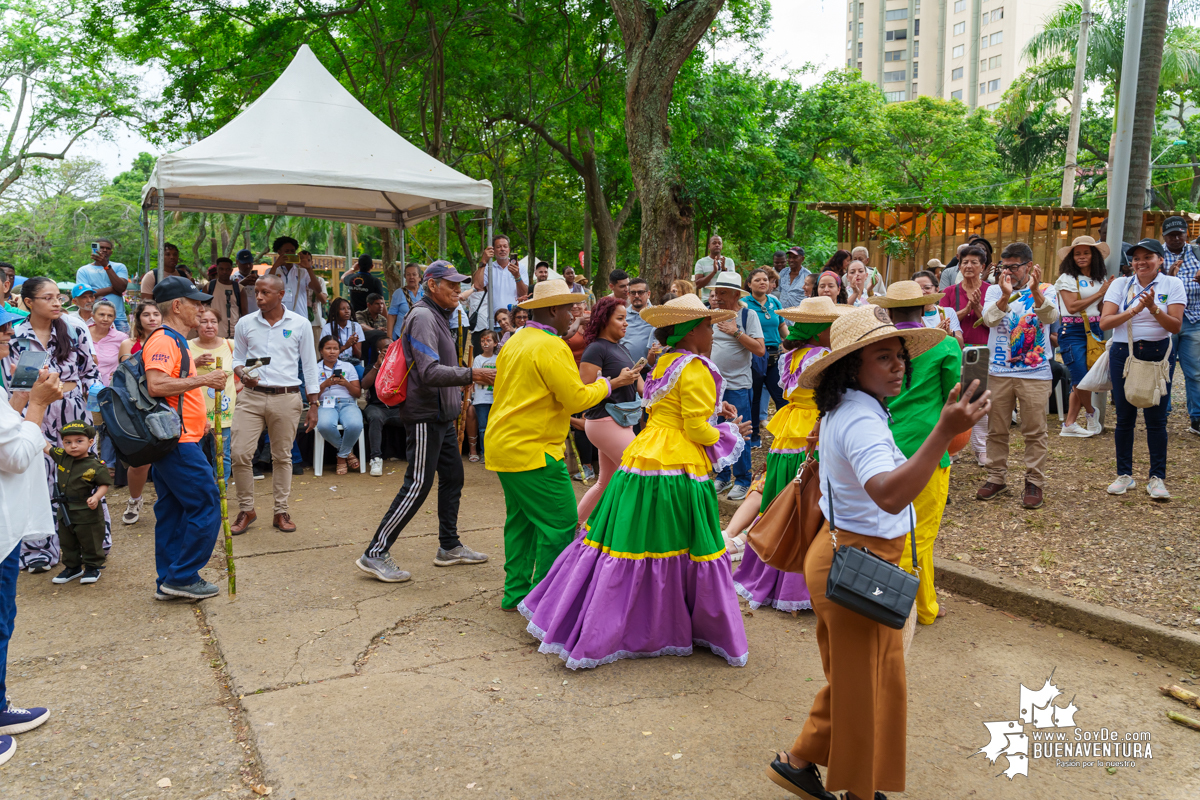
487, 280, 637, 610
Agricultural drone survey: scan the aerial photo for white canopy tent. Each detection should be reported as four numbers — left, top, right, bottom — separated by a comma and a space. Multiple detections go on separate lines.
140, 44, 493, 295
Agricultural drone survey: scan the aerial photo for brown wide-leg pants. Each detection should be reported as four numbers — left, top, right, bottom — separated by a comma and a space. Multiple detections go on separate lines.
790, 524, 907, 800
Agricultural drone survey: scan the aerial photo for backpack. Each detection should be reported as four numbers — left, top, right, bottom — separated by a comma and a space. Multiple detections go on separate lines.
97, 326, 192, 467
375, 317, 415, 407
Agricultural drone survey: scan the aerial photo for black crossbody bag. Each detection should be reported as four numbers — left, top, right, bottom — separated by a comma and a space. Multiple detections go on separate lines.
825, 479, 919, 629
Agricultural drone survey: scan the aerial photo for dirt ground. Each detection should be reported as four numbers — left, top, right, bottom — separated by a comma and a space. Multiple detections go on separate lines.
744, 381, 1200, 631
4, 460, 1200, 799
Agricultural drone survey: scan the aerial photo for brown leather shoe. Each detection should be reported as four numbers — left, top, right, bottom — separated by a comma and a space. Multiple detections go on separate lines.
230, 510, 256, 535
1021, 481, 1044, 509
976, 481, 1007, 501
273, 513, 297, 532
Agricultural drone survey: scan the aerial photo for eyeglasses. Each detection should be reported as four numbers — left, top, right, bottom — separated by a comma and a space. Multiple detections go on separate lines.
629, 289, 650, 296
1002, 261, 1031, 270
32, 294, 62, 303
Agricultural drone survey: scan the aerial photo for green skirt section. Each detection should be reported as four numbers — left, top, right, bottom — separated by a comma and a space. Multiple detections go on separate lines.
584, 468, 724, 561
759, 451, 808, 514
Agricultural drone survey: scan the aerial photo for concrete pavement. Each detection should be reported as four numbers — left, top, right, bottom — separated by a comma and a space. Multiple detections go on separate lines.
4, 463, 1199, 798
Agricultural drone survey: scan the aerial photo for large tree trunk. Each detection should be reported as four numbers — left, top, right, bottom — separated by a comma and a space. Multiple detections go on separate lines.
1122, 0, 1169, 241
610, 0, 726, 302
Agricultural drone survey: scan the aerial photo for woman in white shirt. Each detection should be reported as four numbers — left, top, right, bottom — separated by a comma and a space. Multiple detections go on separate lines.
321, 297, 364, 374
1099, 239, 1185, 500
314, 335, 363, 475
844, 260, 873, 307
766, 306, 989, 800
1054, 236, 1114, 437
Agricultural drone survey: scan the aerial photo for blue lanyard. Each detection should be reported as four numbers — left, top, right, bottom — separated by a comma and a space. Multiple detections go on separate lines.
1121, 277, 1157, 312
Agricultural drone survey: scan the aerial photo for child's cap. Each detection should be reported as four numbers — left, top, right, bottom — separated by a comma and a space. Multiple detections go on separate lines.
61, 420, 97, 439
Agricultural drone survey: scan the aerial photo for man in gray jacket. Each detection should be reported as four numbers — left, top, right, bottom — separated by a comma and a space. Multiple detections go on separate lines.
357, 262, 497, 583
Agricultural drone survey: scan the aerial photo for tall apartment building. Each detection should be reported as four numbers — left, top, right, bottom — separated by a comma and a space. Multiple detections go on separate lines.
845, 0, 1058, 109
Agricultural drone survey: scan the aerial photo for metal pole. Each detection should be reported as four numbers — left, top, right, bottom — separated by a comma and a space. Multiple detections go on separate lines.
486, 207, 493, 339
1060, 0, 1091, 208
1104, 0, 1145, 277
400, 225, 406, 268
141, 207, 151, 279
157, 194, 166, 273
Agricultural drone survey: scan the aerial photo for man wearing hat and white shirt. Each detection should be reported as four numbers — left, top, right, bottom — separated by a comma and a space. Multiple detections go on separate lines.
234, 249, 260, 314
485, 279, 637, 611
357, 262, 497, 583
229, 273, 320, 535
693, 235, 736, 302
709, 271, 764, 500
1161, 215, 1200, 435
774, 246, 810, 308
850, 245, 888, 296
68, 285, 96, 324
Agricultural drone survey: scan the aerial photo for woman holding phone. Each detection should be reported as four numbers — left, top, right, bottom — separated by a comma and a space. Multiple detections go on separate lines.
314, 335, 363, 475
3, 277, 107, 573
766, 306, 988, 800
116, 301, 162, 524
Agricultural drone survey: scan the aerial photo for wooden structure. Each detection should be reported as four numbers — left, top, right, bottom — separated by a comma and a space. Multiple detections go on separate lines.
809, 203, 1200, 282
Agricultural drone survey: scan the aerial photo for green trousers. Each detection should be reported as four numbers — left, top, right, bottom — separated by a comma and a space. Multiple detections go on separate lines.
496, 453, 578, 610
60, 518, 107, 569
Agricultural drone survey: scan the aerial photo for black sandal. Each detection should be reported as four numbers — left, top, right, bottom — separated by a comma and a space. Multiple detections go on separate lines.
765, 753, 835, 800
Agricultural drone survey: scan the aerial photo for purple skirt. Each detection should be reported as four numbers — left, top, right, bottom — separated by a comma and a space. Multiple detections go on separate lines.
733, 546, 812, 612
520, 533, 749, 670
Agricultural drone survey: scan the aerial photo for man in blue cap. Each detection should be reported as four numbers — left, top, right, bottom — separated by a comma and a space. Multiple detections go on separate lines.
357, 261, 497, 583
68, 285, 96, 324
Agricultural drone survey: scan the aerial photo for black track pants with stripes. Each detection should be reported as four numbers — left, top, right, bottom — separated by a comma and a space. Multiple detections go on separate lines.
365, 420, 463, 557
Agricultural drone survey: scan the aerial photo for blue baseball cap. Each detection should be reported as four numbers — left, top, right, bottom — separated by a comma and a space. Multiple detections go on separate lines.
236, 248, 254, 264
72, 283, 96, 298
423, 260, 470, 283
0, 308, 23, 328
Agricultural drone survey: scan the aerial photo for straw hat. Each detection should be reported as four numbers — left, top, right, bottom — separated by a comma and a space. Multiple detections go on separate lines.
778, 296, 850, 324
709, 271, 749, 297
1057, 235, 1111, 261
639, 293, 737, 328
517, 279, 583, 309
798, 306, 946, 389
869, 280, 944, 308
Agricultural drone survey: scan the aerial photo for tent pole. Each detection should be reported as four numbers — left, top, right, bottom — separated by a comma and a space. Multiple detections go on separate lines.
157, 194, 165, 274
486, 208, 493, 341
400, 225, 406, 268
141, 207, 150, 278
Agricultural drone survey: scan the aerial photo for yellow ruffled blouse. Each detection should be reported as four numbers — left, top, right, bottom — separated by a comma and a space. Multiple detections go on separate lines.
765, 344, 826, 453
623, 353, 722, 479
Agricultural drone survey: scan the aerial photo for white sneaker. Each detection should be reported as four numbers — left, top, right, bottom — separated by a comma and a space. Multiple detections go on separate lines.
727, 484, 749, 501
1107, 475, 1136, 495
369, 457, 383, 477
1147, 477, 1171, 501
1085, 411, 1103, 436
1059, 422, 1090, 438
122, 496, 142, 525
713, 479, 732, 495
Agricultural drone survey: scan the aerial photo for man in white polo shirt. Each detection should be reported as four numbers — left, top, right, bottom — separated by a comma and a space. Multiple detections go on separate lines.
230, 274, 320, 535
693, 235, 736, 302
471, 234, 528, 317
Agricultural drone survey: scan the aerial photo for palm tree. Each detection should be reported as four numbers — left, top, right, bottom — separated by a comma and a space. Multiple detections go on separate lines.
1018, 1, 1200, 112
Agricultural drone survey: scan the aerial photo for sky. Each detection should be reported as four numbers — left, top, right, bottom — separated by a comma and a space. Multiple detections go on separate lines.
69, 1, 845, 179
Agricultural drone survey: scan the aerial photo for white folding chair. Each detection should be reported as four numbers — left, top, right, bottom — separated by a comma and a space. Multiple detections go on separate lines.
313, 423, 367, 476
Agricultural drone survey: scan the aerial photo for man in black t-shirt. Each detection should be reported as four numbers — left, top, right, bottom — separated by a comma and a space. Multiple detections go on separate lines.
342, 254, 384, 315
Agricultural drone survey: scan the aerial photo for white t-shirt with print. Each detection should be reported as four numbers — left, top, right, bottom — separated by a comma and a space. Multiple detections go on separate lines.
1053, 273, 1107, 318
984, 282, 1058, 380
1103, 274, 1186, 344
472, 353, 498, 405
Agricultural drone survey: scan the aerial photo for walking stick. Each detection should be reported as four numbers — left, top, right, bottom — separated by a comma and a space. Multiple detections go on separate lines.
212, 357, 236, 596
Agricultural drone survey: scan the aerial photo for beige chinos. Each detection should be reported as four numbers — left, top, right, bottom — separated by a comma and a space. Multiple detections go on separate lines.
231, 389, 303, 514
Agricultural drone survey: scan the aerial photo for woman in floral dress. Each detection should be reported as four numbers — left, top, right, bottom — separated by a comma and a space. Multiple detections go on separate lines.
5, 277, 109, 572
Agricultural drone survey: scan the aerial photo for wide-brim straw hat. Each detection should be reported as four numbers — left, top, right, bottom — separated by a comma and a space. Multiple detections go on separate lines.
798, 306, 946, 389
869, 279, 943, 308
517, 279, 583, 309
778, 296, 850, 324
639, 293, 737, 328
1057, 235, 1111, 261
